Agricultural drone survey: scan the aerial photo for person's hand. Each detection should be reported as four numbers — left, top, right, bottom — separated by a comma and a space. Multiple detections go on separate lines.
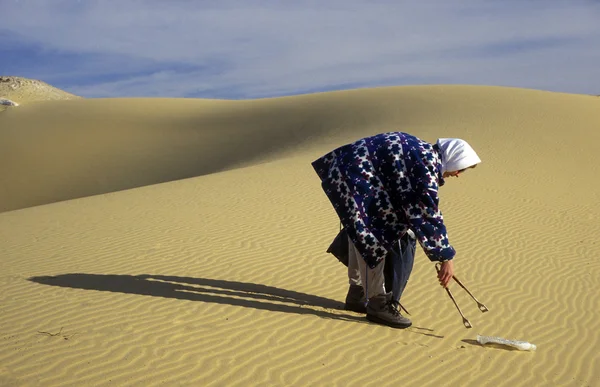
437, 260, 454, 288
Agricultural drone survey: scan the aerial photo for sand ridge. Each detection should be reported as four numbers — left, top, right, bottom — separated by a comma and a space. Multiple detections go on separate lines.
1, 83, 599, 386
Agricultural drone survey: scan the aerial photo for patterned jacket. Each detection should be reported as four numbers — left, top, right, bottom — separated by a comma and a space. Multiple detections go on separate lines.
312, 132, 455, 268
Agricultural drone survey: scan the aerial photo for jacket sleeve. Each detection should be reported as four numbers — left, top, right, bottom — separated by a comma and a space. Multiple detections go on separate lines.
402, 187, 456, 262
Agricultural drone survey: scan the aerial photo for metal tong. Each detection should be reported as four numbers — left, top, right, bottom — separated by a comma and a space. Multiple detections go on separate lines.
435, 263, 489, 329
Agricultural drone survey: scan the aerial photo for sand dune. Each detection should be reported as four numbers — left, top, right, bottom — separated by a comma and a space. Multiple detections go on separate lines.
2, 85, 599, 213
1, 83, 599, 386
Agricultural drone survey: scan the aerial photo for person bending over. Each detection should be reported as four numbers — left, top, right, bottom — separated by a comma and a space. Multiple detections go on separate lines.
312, 132, 481, 328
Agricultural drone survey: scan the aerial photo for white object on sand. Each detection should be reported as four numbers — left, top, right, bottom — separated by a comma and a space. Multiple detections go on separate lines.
476, 335, 537, 351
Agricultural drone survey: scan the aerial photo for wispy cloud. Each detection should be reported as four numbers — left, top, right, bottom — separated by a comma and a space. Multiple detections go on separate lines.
2, 0, 599, 98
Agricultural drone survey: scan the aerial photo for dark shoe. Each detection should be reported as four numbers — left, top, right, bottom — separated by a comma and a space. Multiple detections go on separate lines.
366, 293, 412, 328
344, 284, 367, 313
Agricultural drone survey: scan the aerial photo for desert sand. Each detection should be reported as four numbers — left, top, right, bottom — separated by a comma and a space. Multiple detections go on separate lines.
1, 79, 599, 386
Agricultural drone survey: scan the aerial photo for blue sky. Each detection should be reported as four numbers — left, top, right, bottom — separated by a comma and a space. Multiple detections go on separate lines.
2, 0, 600, 99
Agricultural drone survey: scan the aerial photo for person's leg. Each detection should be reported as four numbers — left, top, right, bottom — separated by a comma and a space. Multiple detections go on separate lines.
344, 236, 367, 313
347, 236, 362, 287
350, 237, 385, 299
391, 231, 417, 303
383, 245, 396, 296
348, 236, 412, 328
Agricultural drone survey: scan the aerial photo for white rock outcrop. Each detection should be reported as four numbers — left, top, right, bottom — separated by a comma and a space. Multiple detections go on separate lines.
0, 76, 81, 103
0, 98, 19, 106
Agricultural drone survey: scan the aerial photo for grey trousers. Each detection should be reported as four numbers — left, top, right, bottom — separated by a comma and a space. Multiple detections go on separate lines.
347, 235, 385, 299
348, 230, 416, 301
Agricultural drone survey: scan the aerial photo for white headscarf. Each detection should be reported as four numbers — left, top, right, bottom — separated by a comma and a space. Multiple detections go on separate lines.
436, 138, 481, 173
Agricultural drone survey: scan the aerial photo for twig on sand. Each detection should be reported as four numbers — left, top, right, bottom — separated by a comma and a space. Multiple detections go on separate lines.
37, 327, 64, 337
37, 327, 75, 340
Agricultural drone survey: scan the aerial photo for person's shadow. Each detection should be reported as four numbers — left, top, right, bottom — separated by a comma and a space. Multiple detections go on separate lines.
28, 273, 365, 322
